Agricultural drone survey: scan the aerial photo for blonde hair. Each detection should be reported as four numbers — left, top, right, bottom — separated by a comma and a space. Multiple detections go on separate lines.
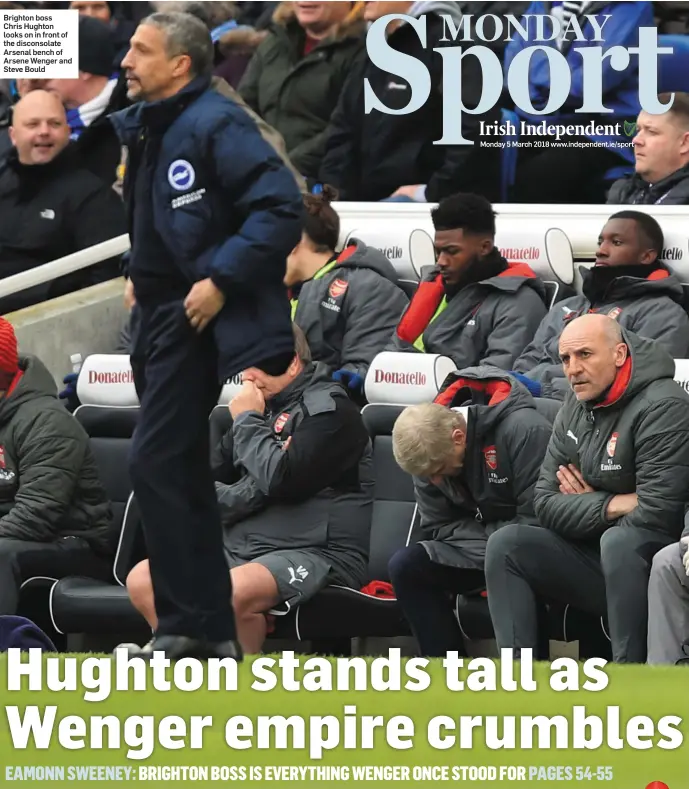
392, 404, 466, 478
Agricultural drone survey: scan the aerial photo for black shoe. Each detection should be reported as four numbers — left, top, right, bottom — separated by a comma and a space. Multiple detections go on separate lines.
114, 635, 243, 662
677, 642, 689, 666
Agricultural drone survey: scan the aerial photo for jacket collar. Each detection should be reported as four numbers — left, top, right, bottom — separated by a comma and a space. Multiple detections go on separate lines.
109, 75, 211, 143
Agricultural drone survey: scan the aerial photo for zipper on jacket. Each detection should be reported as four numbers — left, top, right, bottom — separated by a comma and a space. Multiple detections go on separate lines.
475, 507, 484, 523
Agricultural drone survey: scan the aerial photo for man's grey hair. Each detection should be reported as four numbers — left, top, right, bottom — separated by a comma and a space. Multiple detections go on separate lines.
142, 11, 214, 79
392, 404, 466, 478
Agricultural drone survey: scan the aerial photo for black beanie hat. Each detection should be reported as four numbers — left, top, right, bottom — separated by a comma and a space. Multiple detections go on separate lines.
78, 15, 115, 77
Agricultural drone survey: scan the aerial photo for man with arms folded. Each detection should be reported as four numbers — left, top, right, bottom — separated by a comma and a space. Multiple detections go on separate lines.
388, 367, 553, 657
125, 326, 373, 655
486, 315, 689, 664
511, 211, 689, 401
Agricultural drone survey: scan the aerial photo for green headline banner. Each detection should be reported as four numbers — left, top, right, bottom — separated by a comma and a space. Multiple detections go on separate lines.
0, 650, 686, 788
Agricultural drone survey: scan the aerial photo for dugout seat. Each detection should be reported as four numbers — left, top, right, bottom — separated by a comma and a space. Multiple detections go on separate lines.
49, 404, 148, 644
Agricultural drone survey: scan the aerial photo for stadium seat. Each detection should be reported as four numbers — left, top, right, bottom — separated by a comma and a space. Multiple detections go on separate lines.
365, 352, 457, 406
289, 403, 417, 642
76, 354, 243, 407
49, 405, 146, 642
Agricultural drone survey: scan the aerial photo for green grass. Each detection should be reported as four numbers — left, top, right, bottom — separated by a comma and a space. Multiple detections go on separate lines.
0, 653, 686, 789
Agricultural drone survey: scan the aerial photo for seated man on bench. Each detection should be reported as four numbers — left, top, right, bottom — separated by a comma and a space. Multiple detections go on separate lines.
125, 325, 373, 655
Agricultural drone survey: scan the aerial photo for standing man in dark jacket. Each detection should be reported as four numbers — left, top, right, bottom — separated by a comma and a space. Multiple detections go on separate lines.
512, 211, 689, 400
607, 92, 689, 206
320, 1, 500, 202
0, 319, 113, 615
486, 315, 689, 663
389, 367, 553, 656
126, 326, 373, 655
386, 193, 548, 369
286, 187, 408, 396
110, 11, 303, 662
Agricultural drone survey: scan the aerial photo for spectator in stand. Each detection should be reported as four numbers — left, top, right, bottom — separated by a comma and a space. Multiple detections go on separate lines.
125, 326, 373, 655
647, 516, 689, 665
0, 90, 126, 314
320, 1, 501, 203
512, 211, 689, 400
287, 186, 409, 399
486, 316, 689, 664
389, 368, 552, 657
69, 1, 142, 68
608, 93, 689, 205
45, 16, 129, 185
386, 193, 548, 370
505, 1, 653, 204
236, 2, 365, 181
0, 318, 114, 616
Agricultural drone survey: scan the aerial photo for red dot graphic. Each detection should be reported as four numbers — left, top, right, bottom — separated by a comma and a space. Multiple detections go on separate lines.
646, 783, 670, 789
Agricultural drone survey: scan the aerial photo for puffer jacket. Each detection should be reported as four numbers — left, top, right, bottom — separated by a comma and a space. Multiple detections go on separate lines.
607, 163, 689, 206
387, 253, 548, 370
292, 239, 409, 379
109, 75, 304, 381
413, 367, 553, 569
514, 264, 689, 399
213, 362, 374, 586
534, 329, 689, 541
0, 355, 113, 554
238, 1, 366, 178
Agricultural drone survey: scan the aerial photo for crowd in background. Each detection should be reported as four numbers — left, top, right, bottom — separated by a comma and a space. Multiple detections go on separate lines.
0, 3, 687, 663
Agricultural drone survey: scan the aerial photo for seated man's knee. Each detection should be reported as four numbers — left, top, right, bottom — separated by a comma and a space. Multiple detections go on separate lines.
485, 524, 533, 569
388, 545, 426, 588
231, 563, 279, 617
600, 526, 644, 569
650, 542, 683, 579
126, 560, 152, 612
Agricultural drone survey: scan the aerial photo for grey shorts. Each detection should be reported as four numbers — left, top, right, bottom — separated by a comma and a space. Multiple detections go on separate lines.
226, 549, 338, 615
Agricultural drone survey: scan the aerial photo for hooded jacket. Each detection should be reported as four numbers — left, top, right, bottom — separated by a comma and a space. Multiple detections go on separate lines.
413, 367, 553, 569
319, 0, 501, 202
534, 329, 689, 542
513, 264, 689, 400
504, 1, 654, 163
0, 144, 127, 314
387, 255, 548, 370
212, 362, 374, 587
0, 355, 113, 554
109, 75, 304, 381
237, 2, 366, 178
292, 239, 409, 379
607, 163, 689, 206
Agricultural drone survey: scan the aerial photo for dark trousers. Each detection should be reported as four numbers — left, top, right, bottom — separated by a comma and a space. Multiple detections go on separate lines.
485, 524, 675, 663
388, 543, 485, 657
0, 536, 110, 615
512, 133, 623, 204
129, 300, 236, 642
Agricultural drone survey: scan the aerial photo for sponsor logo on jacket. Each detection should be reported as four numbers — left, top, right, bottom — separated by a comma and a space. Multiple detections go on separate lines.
88, 370, 135, 384
374, 370, 427, 385
601, 431, 622, 471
